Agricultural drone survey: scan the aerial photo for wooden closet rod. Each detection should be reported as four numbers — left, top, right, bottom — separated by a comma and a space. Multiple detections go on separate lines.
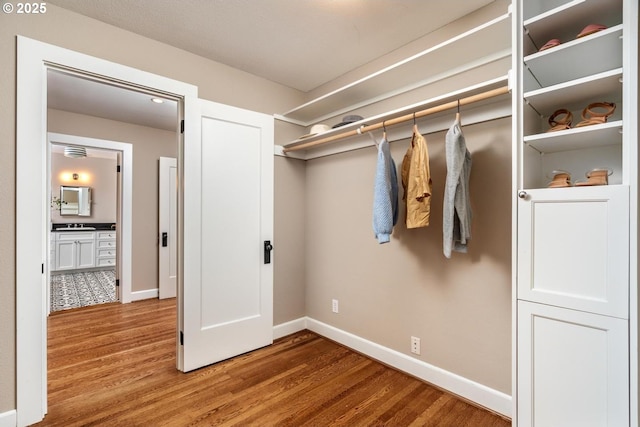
283, 85, 510, 153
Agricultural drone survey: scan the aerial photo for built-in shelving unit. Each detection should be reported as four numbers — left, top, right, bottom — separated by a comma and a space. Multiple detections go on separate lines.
513, 0, 638, 425
518, 0, 626, 189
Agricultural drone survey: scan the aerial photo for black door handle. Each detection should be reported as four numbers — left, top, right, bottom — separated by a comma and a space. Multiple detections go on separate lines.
264, 240, 273, 264
162, 232, 168, 247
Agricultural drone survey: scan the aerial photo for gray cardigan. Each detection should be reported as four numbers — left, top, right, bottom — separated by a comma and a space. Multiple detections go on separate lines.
372, 137, 398, 244
443, 117, 472, 258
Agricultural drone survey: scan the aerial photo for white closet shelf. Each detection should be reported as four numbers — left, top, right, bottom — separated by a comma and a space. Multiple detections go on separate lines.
278, 11, 511, 125
524, 25, 623, 89
524, 120, 622, 153
524, 68, 623, 114
524, 0, 622, 47
278, 76, 511, 160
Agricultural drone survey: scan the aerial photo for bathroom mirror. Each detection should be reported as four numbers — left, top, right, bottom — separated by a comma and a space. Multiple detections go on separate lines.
60, 186, 91, 216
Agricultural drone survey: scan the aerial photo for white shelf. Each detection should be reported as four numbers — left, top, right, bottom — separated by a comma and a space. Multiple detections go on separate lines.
524, 120, 622, 153
524, 25, 623, 89
524, 68, 623, 113
524, 0, 622, 48
279, 76, 511, 159
280, 12, 511, 125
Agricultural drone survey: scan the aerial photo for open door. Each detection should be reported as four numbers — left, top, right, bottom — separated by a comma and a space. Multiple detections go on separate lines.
159, 156, 177, 299
179, 98, 274, 372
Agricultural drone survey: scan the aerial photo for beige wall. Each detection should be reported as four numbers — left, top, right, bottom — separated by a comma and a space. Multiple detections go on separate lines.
48, 109, 178, 292
51, 151, 117, 224
304, 118, 512, 394
274, 157, 307, 324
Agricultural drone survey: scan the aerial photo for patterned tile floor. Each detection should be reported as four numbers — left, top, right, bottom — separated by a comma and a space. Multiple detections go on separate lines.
50, 269, 117, 312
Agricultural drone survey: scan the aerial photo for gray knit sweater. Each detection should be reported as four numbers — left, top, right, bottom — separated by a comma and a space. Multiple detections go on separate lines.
443, 118, 472, 258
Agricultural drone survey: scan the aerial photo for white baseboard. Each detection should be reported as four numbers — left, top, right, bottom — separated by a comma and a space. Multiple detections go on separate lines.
0, 410, 16, 427
273, 317, 306, 340
304, 317, 512, 418
130, 288, 158, 302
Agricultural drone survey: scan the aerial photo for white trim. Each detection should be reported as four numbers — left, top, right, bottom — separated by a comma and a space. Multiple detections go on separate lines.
48, 133, 133, 304
130, 288, 159, 301
0, 410, 16, 427
305, 317, 512, 418
17, 35, 197, 427
273, 317, 306, 340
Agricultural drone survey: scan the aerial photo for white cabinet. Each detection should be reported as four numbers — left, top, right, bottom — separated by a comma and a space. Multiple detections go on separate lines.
53, 231, 96, 271
517, 301, 629, 427
514, 0, 637, 425
95, 231, 116, 267
517, 186, 629, 317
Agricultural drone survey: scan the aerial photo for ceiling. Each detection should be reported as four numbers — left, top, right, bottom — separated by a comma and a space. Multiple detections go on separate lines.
48, 70, 179, 131
46, 0, 495, 130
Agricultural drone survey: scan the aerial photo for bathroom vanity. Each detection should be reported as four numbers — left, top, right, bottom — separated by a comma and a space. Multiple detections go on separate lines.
50, 223, 116, 272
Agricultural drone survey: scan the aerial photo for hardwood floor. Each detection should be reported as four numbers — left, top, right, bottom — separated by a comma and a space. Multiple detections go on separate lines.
35, 298, 511, 426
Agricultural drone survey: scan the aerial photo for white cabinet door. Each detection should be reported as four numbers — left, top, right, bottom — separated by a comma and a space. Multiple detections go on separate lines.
517, 186, 629, 318
76, 238, 96, 269
55, 239, 76, 270
517, 301, 629, 427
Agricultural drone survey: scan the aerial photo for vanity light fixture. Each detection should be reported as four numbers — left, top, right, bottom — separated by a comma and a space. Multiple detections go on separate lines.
151, 97, 165, 104
72, 173, 79, 180
64, 146, 87, 158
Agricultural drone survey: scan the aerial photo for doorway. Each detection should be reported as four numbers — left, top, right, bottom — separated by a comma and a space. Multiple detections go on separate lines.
48, 140, 124, 313
15, 35, 193, 423
47, 133, 134, 306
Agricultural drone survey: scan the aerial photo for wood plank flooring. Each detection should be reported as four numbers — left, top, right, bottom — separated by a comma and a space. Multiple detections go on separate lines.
35, 298, 511, 426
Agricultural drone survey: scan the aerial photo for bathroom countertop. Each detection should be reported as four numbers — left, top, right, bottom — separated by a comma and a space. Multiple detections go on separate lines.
52, 222, 116, 232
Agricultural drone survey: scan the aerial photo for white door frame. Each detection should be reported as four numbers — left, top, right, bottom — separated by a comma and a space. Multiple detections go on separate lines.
16, 36, 197, 427
48, 132, 133, 303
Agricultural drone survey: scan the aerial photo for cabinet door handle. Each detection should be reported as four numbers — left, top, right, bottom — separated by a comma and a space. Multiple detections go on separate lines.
518, 190, 528, 199
162, 232, 168, 247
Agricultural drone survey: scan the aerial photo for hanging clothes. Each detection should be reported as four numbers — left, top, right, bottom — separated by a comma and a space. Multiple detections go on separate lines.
443, 116, 472, 258
372, 136, 399, 244
401, 124, 432, 228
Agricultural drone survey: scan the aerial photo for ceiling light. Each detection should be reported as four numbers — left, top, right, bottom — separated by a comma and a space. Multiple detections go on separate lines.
64, 146, 87, 158
151, 97, 165, 104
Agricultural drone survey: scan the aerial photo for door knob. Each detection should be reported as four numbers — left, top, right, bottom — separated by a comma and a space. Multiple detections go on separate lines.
518, 191, 528, 199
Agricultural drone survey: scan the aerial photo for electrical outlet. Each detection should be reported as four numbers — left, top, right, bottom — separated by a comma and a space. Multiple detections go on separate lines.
332, 299, 339, 313
411, 336, 421, 355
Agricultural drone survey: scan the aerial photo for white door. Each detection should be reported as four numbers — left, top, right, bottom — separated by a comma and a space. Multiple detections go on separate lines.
179, 98, 274, 372
517, 186, 629, 318
159, 157, 177, 299
517, 301, 629, 427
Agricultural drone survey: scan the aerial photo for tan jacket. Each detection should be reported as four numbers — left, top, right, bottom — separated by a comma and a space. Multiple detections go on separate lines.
401, 125, 432, 228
